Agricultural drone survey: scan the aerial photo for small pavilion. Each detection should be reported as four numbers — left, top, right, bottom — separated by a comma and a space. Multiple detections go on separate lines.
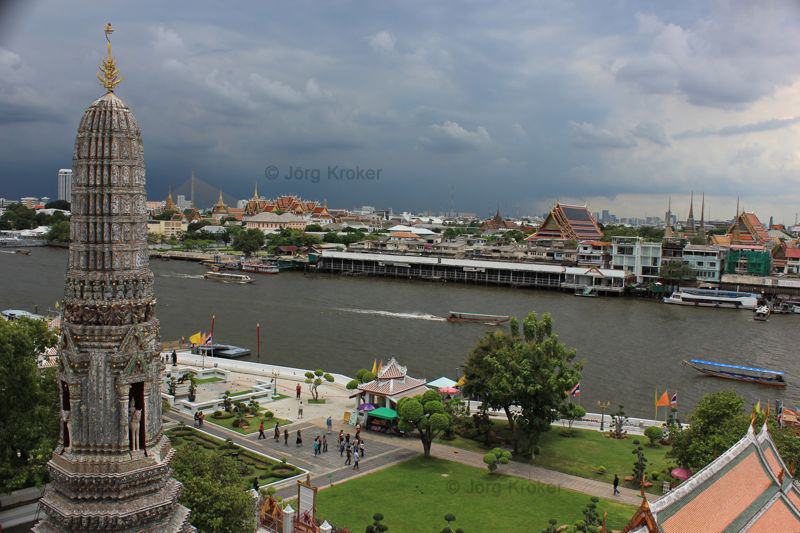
353, 358, 427, 409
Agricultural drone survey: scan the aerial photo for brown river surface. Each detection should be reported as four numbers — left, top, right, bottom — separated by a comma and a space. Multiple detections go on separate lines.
1, 246, 797, 418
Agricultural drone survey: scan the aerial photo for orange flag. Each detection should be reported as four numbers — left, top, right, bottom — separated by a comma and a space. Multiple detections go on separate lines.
656, 391, 670, 408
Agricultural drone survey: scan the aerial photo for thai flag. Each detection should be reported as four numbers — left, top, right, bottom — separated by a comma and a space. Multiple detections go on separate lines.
777, 402, 784, 427
569, 383, 581, 397
670, 393, 678, 408
203, 334, 213, 346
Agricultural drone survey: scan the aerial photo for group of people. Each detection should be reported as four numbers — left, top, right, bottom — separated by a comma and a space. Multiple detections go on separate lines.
312, 434, 328, 456
338, 426, 364, 470
193, 410, 204, 427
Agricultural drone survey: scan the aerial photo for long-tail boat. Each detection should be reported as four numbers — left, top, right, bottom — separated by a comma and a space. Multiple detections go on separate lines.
683, 359, 786, 387
447, 312, 510, 325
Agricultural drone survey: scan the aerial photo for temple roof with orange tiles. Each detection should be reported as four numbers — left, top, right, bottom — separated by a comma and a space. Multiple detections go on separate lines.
244, 190, 327, 218
727, 211, 772, 247
624, 422, 800, 533
356, 357, 428, 399
526, 203, 603, 241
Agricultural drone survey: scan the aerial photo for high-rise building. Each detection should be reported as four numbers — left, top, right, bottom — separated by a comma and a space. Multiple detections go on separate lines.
58, 168, 73, 202
34, 25, 192, 533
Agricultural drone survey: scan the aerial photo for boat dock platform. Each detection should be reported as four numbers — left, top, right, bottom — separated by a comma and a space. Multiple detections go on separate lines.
316, 251, 626, 294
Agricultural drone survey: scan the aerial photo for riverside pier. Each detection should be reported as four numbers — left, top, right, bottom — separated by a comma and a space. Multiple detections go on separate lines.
316, 250, 626, 294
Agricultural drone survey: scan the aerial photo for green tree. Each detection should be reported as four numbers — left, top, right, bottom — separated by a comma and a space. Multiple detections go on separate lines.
304, 368, 335, 400
397, 390, 451, 458
644, 426, 663, 447
441, 513, 463, 533
232, 228, 265, 257
508, 313, 583, 458
304, 223, 324, 232
365, 512, 388, 533
44, 199, 71, 211
483, 447, 511, 473
152, 209, 178, 221
660, 261, 695, 282
631, 439, 648, 486
0, 204, 38, 230
347, 369, 375, 389
668, 391, 752, 470
46, 220, 70, 243
609, 405, 628, 439
559, 403, 587, 435
171, 445, 256, 533
0, 317, 59, 492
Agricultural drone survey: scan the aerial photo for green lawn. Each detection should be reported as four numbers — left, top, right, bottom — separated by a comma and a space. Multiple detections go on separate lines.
205, 413, 289, 435
316, 456, 635, 533
437, 424, 672, 494
167, 427, 301, 488
307, 398, 326, 404
533, 427, 672, 492
193, 376, 224, 384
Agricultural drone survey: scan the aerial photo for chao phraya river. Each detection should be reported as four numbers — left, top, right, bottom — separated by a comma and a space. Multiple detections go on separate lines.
3, 247, 798, 418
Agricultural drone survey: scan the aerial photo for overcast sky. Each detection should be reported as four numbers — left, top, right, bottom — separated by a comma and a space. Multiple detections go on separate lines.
1, 1, 799, 222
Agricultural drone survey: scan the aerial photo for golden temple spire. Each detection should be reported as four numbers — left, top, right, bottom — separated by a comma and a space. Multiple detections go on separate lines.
97, 23, 122, 92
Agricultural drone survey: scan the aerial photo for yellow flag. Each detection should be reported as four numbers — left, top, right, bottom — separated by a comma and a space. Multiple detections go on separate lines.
755, 400, 762, 414
189, 331, 203, 345
371, 359, 377, 374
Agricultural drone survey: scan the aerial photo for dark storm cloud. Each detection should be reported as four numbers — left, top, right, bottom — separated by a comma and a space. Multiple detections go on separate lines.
0, 0, 799, 217
674, 117, 800, 140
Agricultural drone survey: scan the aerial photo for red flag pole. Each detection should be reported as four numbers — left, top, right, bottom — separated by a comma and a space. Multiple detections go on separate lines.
210, 315, 216, 340
257, 323, 261, 358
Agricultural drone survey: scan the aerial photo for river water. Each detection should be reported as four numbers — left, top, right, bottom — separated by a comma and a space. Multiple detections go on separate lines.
2, 247, 797, 418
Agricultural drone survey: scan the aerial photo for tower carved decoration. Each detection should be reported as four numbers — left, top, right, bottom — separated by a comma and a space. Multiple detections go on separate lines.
35, 24, 193, 533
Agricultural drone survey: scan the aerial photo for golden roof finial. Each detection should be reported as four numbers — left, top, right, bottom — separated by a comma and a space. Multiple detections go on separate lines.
97, 23, 122, 92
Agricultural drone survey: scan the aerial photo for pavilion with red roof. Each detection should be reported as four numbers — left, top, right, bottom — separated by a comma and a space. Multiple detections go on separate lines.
354, 358, 428, 409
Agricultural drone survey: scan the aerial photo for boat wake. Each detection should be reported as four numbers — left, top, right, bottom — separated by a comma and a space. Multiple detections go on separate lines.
160, 273, 205, 280
335, 307, 446, 322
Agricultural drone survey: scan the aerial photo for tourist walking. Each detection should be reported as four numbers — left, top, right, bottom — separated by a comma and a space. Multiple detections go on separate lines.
338, 429, 344, 445
359, 440, 365, 458
326, 415, 332, 434
345, 433, 350, 446
613, 474, 620, 495
296, 430, 303, 447
274, 423, 280, 441
193, 411, 200, 427
352, 449, 360, 470
322, 435, 328, 453
297, 400, 303, 419
313, 437, 320, 456
258, 421, 265, 440
345, 445, 352, 465
339, 440, 345, 457
283, 428, 288, 446
296, 383, 301, 399
198, 411, 204, 427
171, 349, 177, 366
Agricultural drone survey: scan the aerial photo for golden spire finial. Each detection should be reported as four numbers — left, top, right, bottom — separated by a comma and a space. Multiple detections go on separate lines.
97, 23, 122, 92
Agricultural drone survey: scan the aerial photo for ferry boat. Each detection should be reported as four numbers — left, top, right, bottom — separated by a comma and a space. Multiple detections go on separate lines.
193, 344, 251, 359
203, 271, 253, 284
663, 288, 758, 310
240, 261, 279, 275
683, 359, 786, 387
754, 305, 771, 321
447, 312, 511, 325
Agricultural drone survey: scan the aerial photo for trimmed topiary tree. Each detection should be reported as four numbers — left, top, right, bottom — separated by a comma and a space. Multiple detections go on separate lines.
305, 369, 335, 401
644, 426, 663, 447
483, 447, 512, 473
397, 390, 451, 458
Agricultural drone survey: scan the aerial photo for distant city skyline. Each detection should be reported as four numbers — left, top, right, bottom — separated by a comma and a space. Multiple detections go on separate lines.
2, 1, 800, 221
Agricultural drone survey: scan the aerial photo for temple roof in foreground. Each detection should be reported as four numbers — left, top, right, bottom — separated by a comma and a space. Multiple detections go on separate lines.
624, 423, 800, 533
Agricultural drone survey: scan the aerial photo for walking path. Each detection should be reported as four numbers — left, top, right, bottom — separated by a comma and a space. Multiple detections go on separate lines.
166, 411, 416, 500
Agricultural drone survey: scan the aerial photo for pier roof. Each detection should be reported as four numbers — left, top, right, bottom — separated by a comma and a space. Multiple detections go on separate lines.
320, 250, 625, 279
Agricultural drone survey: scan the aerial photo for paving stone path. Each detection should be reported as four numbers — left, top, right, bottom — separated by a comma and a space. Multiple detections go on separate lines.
166, 412, 416, 499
